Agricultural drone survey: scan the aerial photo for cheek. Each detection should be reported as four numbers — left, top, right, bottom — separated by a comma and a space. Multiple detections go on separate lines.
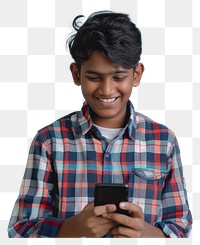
81, 82, 96, 97
80, 87, 88, 99
120, 83, 133, 94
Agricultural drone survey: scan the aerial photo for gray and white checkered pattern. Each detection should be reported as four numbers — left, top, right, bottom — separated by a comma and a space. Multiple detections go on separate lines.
0, 0, 199, 244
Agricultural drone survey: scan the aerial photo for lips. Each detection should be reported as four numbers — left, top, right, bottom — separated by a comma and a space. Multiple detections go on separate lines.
96, 97, 120, 108
98, 97, 117, 103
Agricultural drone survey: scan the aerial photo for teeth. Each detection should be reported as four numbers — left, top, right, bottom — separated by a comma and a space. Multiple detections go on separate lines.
99, 98, 116, 103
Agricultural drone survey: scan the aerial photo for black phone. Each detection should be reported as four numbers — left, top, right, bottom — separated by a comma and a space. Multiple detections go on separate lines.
94, 183, 130, 216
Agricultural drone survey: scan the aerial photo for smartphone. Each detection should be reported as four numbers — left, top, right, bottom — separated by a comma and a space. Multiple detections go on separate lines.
94, 183, 130, 216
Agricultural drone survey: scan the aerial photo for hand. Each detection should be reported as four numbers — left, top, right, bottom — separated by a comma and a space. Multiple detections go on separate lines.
78, 202, 119, 237
102, 202, 166, 238
56, 202, 118, 238
102, 202, 144, 238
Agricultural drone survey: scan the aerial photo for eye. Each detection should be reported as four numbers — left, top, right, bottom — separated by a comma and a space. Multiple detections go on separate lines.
113, 76, 126, 81
87, 76, 100, 81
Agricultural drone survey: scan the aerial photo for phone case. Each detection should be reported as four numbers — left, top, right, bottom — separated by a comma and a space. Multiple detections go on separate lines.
94, 183, 130, 216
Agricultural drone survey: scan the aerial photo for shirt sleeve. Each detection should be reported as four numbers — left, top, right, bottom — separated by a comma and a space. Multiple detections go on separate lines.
154, 135, 193, 237
8, 132, 64, 238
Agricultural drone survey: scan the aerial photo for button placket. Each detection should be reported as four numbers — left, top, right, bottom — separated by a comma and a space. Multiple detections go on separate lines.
102, 143, 112, 183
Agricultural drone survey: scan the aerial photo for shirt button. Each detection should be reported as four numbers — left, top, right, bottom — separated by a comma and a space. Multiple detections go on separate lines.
105, 153, 110, 159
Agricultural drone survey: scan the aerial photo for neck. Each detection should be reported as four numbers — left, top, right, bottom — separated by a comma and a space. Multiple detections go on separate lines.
90, 109, 129, 129
93, 119, 124, 128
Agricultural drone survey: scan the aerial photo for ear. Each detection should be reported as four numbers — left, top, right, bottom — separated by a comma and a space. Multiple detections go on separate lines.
70, 63, 81, 86
132, 63, 144, 87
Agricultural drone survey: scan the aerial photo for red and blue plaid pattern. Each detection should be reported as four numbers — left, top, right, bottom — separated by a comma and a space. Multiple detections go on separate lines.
8, 101, 192, 237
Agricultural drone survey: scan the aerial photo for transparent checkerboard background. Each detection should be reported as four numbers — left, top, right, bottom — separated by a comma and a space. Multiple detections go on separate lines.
0, 0, 199, 244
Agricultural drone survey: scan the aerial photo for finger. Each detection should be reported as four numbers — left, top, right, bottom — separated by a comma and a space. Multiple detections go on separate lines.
98, 220, 118, 231
103, 212, 135, 229
88, 218, 118, 237
83, 203, 117, 216
111, 225, 141, 238
94, 216, 118, 227
119, 202, 144, 219
93, 204, 117, 216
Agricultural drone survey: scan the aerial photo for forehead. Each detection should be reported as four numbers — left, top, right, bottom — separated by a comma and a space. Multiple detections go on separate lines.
80, 51, 130, 74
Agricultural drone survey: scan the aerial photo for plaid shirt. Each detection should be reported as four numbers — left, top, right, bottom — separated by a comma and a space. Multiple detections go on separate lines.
8, 101, 192, 238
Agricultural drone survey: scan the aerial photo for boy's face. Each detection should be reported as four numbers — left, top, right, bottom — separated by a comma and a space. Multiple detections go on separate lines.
70, 51, 144, 128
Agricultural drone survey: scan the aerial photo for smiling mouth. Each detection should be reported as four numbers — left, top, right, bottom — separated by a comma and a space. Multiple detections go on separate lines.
98, 97, 118, 103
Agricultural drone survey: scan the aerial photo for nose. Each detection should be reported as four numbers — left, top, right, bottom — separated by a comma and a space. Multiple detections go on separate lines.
99, 78, 115, 96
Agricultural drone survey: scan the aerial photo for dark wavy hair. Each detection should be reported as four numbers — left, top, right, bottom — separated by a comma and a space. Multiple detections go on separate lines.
67, 11, 142, 69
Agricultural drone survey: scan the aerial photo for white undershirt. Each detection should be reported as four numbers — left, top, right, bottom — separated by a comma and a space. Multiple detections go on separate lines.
94, 124, 123, 141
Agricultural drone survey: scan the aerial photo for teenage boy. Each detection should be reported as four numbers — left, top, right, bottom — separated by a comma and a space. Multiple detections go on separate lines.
8, 11, 192, 238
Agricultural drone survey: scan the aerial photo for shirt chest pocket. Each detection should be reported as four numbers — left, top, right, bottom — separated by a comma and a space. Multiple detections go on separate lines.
128, 168, 168, 202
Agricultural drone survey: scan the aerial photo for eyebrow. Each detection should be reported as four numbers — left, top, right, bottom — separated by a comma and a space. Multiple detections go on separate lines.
85, 70, 129, 76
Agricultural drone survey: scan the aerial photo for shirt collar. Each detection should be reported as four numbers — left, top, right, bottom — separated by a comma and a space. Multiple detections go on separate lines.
76, 100, 137, 140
